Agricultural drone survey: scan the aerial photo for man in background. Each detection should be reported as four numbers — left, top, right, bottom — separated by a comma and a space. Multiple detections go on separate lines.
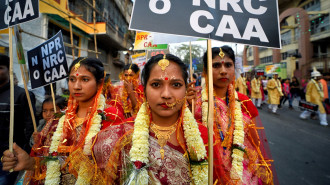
0, 54, 36, 184
267, 73, 283, 114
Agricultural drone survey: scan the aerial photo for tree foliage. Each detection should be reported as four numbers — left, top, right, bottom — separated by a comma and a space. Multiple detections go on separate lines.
171, 44, 205, 72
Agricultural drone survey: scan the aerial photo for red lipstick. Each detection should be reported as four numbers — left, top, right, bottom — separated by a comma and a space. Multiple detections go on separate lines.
220, 78, 228, 82
159, 103, 169, 109
74, 93, 82, 97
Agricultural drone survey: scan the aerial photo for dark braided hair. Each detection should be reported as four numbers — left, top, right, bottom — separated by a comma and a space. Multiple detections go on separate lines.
124, 63, 140, 73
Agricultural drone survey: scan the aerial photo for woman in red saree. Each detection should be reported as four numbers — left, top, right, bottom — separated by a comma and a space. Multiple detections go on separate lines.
118, 63, 145, 118
194, 46, 275, 185
92, 54, 208, 184
1, 57, 124, 184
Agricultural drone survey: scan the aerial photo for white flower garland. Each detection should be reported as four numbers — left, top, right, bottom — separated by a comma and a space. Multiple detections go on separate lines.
182, 106, 208, 184
202, 88, 245, 181
201, 87, 208, 126
45, 94, 105, 185
129, 102, 208, 184
45, 115, 65, 185
129, 102, 150, 164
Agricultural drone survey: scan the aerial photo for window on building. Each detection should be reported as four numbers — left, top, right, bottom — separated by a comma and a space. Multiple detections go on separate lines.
68, 0, 90, 23
248, 47, 252, 56
314, 43, 329, 58
248, 60, 254, 65
260, 56, 273, 64
281, 52, 288, 60
302, 0, 320, 12
296, 61, 299, 70
310, 15, 330, 35
48, 22, 80, 57
294, 27, 301, 41
106, 0, 127, 33
281, 31, 292, 46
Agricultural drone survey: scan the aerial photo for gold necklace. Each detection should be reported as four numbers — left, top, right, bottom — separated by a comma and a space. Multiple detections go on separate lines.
150, 120, 178, 160
74, 116, 85, 129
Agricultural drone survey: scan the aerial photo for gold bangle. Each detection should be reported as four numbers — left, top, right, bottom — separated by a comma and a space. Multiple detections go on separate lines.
1, 156, 3, 163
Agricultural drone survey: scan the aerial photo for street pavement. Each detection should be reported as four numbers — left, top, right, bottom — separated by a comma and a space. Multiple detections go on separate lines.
259, 100, 330, 185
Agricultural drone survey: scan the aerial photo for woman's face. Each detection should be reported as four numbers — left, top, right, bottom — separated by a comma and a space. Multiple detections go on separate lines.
146, 61, 186, 119
124, 70, 137, 81
42, 102, 60, 122
211, 55, 235, 89
68, 66, 99, 104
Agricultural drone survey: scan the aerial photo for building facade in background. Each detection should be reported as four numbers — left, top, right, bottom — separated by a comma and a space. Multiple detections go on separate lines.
244, 0, 330, 79
0, 0, 134, 86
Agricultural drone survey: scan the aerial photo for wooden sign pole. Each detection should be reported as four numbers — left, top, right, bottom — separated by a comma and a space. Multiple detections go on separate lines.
9, 27, 14, 153
50, 83, 57, 113
207, 39, 214, 185
14, 25, 37, 132
19, 64, 37, 132
189, 42, 195, 114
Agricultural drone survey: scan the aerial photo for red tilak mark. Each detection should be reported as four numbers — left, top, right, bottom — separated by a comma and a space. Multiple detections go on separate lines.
165, 77, 169, 80
76, 73, 79, 76
221, 61, 225, 64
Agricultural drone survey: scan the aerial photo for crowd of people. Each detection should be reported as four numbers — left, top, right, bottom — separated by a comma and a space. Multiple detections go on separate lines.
0, 47, 278, 184
235, 68, 329, 126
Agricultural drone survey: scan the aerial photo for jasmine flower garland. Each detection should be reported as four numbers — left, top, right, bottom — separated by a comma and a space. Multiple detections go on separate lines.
45, 94, 106, 185
129, 102, 208, 184
202, 87, 245, 181
201, 87, 208, 126
128, 102, 150, 185
182, 106, 208, 184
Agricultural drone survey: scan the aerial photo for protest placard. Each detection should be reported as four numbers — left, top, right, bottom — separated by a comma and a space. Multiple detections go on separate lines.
265, 64, 281, 74
134, 31, 168, 50
131, 52, 147, 70
0, 0, 39, 30
27, 31, 68, 89
130, 0, 281, 48
147, 49, 169, 59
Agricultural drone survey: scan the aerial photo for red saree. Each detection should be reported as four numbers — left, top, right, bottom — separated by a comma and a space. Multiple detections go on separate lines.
195, 90, 274, 185
92, 118, 208, 184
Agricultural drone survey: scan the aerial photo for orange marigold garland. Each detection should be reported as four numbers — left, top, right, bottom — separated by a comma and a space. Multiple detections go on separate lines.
45, 74, 105, 184
119, 71, 141, 115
